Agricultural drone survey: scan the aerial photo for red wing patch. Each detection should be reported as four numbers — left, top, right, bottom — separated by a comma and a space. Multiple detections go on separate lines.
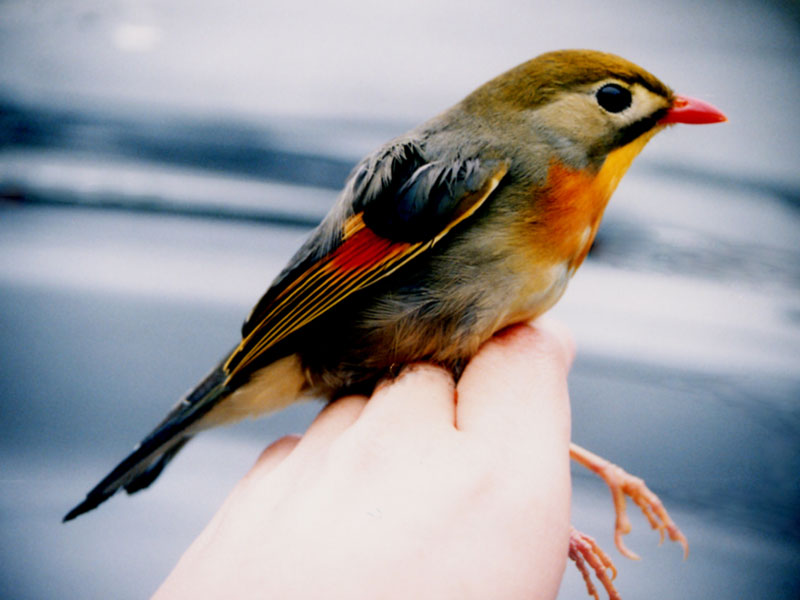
223, 161, 508, 383
224, 213, 421, 380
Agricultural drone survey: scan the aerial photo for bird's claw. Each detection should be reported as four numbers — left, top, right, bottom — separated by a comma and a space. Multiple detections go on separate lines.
570, 443, 689, 560
568, 526, 620, 600
605, 462, 688, 560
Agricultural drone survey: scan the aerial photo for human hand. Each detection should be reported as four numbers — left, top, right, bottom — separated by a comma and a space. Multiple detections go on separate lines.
154, 319, 574, 600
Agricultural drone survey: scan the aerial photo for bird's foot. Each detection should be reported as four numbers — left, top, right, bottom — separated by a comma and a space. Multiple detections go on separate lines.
568, 526, 620, 600
570, 443, 688, 560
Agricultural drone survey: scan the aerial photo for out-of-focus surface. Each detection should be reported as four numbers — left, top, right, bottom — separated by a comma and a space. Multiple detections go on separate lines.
1, 1, 798, 599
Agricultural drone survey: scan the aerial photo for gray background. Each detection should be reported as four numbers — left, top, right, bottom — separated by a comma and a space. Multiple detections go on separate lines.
1, 0, 798, 598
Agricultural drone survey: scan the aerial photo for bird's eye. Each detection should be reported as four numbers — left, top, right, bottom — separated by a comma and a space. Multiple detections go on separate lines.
596, 84, 632, 113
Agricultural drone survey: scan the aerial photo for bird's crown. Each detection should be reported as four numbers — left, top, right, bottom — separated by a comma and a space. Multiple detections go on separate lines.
465, 49, 673, 110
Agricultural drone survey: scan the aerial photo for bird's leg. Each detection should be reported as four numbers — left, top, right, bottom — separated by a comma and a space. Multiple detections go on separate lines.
568, 526, 620, 600
570, 443, 689, 560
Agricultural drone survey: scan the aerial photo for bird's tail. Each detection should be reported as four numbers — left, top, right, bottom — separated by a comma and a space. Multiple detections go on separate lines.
63, 361, 230, 522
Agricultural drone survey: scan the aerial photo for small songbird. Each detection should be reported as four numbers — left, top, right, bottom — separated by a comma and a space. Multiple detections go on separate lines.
65, 49, 725, 598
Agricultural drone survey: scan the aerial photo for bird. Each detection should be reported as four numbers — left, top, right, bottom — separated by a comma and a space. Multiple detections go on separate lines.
64, 49, 726, 598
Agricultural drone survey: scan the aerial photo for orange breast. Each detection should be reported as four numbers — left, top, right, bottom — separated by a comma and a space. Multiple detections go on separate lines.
522, 128, 659, 272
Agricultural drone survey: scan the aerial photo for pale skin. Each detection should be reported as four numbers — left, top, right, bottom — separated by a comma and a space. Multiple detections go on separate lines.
154, 320, 574, 600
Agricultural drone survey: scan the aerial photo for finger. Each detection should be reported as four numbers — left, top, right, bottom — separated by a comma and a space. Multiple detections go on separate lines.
536, 315, 576, 369
214, 434, 303, 523
357, 363, 457, 431
289, 394, 368, 459
251, 434, 301, 475
456, 320, 573, 447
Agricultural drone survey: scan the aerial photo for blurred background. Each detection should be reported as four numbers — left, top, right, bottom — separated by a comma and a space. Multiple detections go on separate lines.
1, 0, 798, 598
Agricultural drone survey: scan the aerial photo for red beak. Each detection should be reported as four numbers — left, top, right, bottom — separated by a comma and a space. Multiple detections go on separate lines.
659, 94, 727, 125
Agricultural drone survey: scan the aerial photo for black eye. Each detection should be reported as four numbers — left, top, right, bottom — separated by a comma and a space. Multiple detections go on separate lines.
596, 84, 632, 113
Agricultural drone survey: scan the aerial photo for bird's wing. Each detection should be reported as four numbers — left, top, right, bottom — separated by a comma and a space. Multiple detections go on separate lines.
63, 142, 509, 522
225, 141, 510, 383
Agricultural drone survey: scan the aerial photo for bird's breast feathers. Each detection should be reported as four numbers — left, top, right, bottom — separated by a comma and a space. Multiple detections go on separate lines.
517, 127, 660, 273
